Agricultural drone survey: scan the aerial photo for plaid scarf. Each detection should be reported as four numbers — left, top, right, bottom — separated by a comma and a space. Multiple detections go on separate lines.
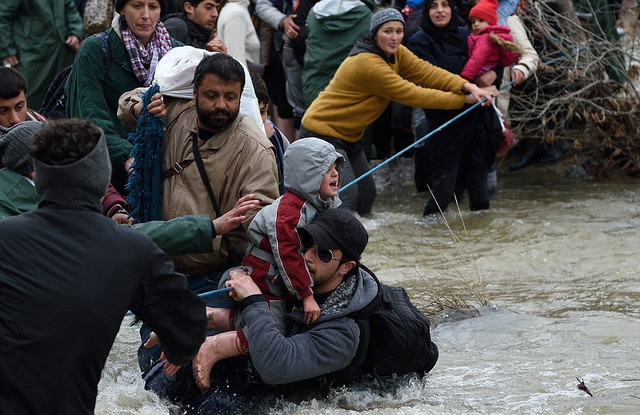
120, 17, 171, 86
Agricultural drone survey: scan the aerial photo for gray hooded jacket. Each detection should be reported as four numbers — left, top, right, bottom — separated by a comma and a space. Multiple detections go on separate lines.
240, 265, 379, 384
245, 137, 344, 301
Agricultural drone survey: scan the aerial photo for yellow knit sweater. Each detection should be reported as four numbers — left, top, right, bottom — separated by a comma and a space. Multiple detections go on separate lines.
301, 44, 468, 143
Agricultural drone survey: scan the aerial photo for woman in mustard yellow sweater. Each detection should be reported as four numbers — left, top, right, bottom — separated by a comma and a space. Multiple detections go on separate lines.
300, 8, 496, 215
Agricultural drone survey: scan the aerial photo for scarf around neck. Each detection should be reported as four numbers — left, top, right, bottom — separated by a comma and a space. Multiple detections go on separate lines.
349, 38, 396, 64
120, 16, 172, 86
321, 274, 358, 316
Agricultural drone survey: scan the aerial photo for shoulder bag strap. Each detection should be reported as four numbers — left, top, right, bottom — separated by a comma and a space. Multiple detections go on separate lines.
191, 134, 244, 267
191, 134, 222, 217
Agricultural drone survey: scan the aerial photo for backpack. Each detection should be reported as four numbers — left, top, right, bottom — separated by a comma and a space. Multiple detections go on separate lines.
285, 266, 439, 387
39, 32, 111, 119
337, 266, 438, 380
363, 282, 439, 377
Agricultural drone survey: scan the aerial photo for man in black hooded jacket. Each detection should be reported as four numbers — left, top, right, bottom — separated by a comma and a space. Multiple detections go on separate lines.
0, 119, 207, 414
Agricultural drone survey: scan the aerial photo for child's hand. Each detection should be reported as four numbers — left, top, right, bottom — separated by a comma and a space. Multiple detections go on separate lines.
264, 119, 275, 139
474, 70, 497, 87
302, 296, 321, 324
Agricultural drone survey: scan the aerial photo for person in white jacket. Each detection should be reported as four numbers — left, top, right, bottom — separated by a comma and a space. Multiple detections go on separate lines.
496, 13, 540, 119
216, 0, 261, 68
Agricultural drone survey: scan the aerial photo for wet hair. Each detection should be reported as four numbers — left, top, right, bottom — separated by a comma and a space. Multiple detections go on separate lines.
250, 73, 269, 105
193, 53, 245, 91
30, 119, 102, 166
0, 67, 28, 100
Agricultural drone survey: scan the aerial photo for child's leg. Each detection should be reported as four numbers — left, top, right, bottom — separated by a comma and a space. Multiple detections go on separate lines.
205, 306, 234, 331
192, 331, 246, 391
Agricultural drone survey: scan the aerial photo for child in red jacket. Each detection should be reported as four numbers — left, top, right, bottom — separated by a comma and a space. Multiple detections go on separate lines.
461, 0, 523, 157
460, 0, 522, 82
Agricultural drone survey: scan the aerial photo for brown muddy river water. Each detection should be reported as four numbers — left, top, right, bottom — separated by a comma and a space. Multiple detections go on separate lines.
96, 164, 640, 414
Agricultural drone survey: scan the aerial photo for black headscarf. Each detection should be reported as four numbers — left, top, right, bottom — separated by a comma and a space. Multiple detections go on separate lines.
419, 0, 468, 53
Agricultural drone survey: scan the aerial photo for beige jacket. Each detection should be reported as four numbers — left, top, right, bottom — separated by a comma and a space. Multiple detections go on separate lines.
120, 94, 279, 275
498, 15, 540, 118
508, 15, 539, 81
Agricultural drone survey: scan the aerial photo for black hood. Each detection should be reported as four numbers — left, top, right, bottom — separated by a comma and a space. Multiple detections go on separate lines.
348, 37, 396, 64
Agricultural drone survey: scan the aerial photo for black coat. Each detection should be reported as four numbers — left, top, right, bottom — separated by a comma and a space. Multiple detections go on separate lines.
164, 12, 212, 49
0, 187, 206, 414
408, 26, 472, 124
408, 25, 500, 212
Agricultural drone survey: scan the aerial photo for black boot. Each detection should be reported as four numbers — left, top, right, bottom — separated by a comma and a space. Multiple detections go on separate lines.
537, 141, 568, 164
509, 138, 544, 171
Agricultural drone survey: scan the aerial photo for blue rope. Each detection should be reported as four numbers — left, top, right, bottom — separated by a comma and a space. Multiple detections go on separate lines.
125, 287, 233, 317
339, 44, 589, 193
125, 84, 165, 223
340, 83, 512, 192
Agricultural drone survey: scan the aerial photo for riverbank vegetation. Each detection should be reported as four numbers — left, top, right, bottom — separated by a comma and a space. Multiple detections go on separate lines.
508, 0, 640, 176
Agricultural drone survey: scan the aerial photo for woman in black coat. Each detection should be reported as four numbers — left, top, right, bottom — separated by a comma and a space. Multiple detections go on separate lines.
408, 0, 501, 216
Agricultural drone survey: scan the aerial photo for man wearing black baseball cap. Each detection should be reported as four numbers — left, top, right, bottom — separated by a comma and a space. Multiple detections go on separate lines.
173, 208, 381, 398
227, 209, 377, 381
297, 208, 368, 266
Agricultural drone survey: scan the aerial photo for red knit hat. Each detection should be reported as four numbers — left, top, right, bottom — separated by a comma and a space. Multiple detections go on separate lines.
468, 0, 498, 26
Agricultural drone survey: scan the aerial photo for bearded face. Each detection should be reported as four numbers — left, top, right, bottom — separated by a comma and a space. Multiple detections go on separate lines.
194, 73, 241, 134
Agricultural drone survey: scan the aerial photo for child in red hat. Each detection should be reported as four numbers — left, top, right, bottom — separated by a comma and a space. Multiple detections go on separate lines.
461, 0, 523, 157
460, 0, 523, 81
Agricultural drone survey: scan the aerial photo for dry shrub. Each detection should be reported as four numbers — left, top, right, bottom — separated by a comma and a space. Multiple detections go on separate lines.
508, 0, 640, 176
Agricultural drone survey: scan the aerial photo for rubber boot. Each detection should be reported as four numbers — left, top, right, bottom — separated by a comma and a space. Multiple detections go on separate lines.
509, 138, 543, 171
537, 141, 568, 164
487, 165, 497, 197
205, 306, 234, 331
192, 331, 245, 391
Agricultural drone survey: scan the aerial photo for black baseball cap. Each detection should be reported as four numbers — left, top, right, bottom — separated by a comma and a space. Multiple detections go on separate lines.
298, 209, 368, 261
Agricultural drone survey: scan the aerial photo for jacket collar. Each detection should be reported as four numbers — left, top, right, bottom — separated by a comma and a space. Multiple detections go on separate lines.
37, 187, 103, 214
185, 17, 213, 42
349, 38, 396, 64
